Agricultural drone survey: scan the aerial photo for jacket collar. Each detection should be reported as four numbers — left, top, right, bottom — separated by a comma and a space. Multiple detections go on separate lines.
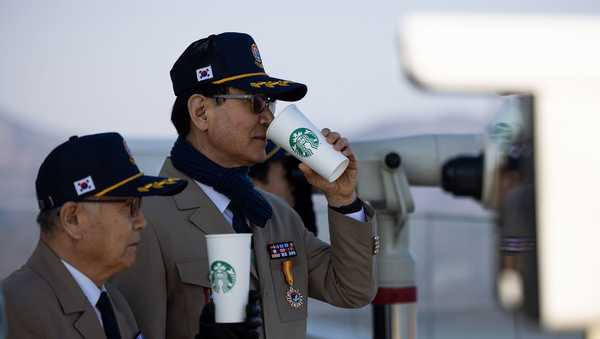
27, 241, 92, 314
160, 158, 234, 234
26, 241, 106, 339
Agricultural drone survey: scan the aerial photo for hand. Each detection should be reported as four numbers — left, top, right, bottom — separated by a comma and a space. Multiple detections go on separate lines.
298, 128, 357, 207
195, 290, 262, 339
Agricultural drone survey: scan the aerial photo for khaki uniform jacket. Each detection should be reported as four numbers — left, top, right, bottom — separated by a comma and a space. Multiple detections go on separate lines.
113, 159, 378, 339
2, 241, 140, 339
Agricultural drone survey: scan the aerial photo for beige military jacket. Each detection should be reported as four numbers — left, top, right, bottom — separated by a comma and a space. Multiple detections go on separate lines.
2, 241, 140, 339
113, 159, 378, 339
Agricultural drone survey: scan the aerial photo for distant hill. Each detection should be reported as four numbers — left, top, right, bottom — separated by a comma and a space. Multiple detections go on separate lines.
0, 111, 59, 211
0, 111, 59, 278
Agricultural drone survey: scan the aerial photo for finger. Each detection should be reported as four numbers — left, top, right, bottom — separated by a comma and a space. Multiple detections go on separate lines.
248, 290, 261, 303
298, 163, 318, 181
246, 316, 262, 330
321, 128, 331, 137
246, 329, 260, 339
342, 143, 354, 157
199, 301, 216, 324
298, 163, 327, 186
325, 131, 341, 145
333, 137, 348, 152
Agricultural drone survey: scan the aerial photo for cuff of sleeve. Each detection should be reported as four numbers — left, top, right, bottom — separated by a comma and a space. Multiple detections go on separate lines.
329, 197, 363, 214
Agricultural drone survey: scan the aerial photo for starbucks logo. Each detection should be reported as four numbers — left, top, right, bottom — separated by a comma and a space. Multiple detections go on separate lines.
289, 128, 319, 158
209, 261, 237, 294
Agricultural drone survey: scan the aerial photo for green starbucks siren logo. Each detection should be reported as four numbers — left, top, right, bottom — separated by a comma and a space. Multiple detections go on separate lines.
289, 128, 320, 158
209, 261, 237, 294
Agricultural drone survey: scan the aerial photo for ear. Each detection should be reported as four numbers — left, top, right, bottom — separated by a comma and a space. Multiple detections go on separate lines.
188, 94, 210, 132
58, 202, 85, 240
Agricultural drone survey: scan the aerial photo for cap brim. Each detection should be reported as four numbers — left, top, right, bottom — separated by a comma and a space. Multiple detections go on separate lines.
107, 175, 188, 197
224, 74, 307, 101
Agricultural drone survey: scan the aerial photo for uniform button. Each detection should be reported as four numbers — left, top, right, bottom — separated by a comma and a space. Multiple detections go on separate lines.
372, 236, 380, 255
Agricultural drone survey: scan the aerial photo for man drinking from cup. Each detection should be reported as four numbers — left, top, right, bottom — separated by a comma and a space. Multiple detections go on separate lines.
113, 32, 379, 339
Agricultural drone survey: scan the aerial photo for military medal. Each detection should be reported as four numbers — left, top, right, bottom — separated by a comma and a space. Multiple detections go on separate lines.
281, 259, 304, 309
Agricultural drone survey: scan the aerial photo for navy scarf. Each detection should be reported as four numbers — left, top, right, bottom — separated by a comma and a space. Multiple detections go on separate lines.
170, 137, 272, 227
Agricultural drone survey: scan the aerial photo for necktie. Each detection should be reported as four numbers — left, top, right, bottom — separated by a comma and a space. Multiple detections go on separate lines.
96, 291, 122, 339
228, 202, 252, 234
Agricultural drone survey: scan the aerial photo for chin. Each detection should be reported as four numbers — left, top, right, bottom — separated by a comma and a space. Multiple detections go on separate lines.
121, 248, 138, 267
250, 153, 268, 165
243, 148, 267, 165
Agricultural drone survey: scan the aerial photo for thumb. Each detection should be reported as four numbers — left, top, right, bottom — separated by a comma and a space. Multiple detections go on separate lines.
298, 163, 312, 175
298, 163, 320, 182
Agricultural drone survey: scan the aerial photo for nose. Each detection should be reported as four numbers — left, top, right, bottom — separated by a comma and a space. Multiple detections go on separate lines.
260, 107, 274, 126
132, 210, 146, 231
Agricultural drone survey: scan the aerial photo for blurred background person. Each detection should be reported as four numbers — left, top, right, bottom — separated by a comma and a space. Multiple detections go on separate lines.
249, 141, 318, 235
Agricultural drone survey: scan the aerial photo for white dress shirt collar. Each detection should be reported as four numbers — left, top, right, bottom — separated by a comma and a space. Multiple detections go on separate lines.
61, 259, 106, 324
195, 180, 230, 214
195, 180, 235, 224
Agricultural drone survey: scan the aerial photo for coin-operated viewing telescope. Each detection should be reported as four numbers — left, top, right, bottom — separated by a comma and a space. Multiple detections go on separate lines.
352, 133, 480, 339
397, 12, 600, 339
353, 94, 526, 339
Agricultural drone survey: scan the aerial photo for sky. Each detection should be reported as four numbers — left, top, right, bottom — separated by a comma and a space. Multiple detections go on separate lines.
1, 0, 599, 139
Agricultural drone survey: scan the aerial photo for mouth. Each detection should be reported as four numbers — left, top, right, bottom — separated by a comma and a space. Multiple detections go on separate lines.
252, 135, 267, 141
127, 241, 140, 248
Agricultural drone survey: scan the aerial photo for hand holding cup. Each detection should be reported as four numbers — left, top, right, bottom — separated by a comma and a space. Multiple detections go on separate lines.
297, 128, 358, 207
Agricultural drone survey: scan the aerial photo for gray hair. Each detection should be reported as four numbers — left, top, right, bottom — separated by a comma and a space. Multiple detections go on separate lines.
36, 208, 60, 234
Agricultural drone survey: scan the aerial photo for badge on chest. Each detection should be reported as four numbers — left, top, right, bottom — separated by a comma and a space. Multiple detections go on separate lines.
267, 241, 297, 259
268, 241, 304, 309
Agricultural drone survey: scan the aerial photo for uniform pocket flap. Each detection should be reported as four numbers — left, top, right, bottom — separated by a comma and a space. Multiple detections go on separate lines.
176, 258, 210, 286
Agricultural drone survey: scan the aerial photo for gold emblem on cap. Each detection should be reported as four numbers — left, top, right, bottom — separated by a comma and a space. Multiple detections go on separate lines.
251, 43, 263, 69
137, 178, 180, 192
250, 80, 291, 89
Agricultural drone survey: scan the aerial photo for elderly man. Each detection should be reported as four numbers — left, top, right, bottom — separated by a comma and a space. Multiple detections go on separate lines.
2, 133, 187, 339
113, 32, 378, 339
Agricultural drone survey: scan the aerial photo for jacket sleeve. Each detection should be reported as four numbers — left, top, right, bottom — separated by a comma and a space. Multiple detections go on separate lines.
111, 220, 168, 339
304, 204, 378, 308
3, 281, 46, 339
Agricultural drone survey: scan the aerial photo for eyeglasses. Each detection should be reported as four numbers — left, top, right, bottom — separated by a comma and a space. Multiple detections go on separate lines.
212, 94, 276, 114
80, 197, 143, 218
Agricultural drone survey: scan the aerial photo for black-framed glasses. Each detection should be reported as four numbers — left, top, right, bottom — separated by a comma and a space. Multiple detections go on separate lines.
212, 94, 276, 114
80, 197, 143, 218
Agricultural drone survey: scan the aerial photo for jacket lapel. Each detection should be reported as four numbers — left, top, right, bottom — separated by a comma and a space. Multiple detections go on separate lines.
27, 241, 105, 339
106, 285, 134, 339
160, 158, 234, 234
73, 311, 105, 339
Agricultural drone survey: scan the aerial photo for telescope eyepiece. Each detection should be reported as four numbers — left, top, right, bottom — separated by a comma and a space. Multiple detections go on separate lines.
442, 154, 484, 200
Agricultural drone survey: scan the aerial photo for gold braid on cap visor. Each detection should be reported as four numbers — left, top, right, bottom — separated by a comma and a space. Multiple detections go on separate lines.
212, 72, 267, 84
94, 172, 144, 197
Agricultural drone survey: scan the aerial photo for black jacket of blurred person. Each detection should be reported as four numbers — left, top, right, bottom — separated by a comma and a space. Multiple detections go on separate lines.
249, 146, 317, 236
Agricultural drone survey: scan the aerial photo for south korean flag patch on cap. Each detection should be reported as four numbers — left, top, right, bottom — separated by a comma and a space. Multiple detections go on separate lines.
74, 176, 96, 196
196, 65, 214, 82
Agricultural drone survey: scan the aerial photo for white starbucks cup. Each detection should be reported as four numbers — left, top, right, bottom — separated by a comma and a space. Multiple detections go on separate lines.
205, 233, 252, 323
266, 104, 349, 182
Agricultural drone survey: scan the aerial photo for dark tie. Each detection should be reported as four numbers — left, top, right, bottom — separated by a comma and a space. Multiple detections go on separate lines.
96, 291, 122, 339
228, 202, 252, 233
